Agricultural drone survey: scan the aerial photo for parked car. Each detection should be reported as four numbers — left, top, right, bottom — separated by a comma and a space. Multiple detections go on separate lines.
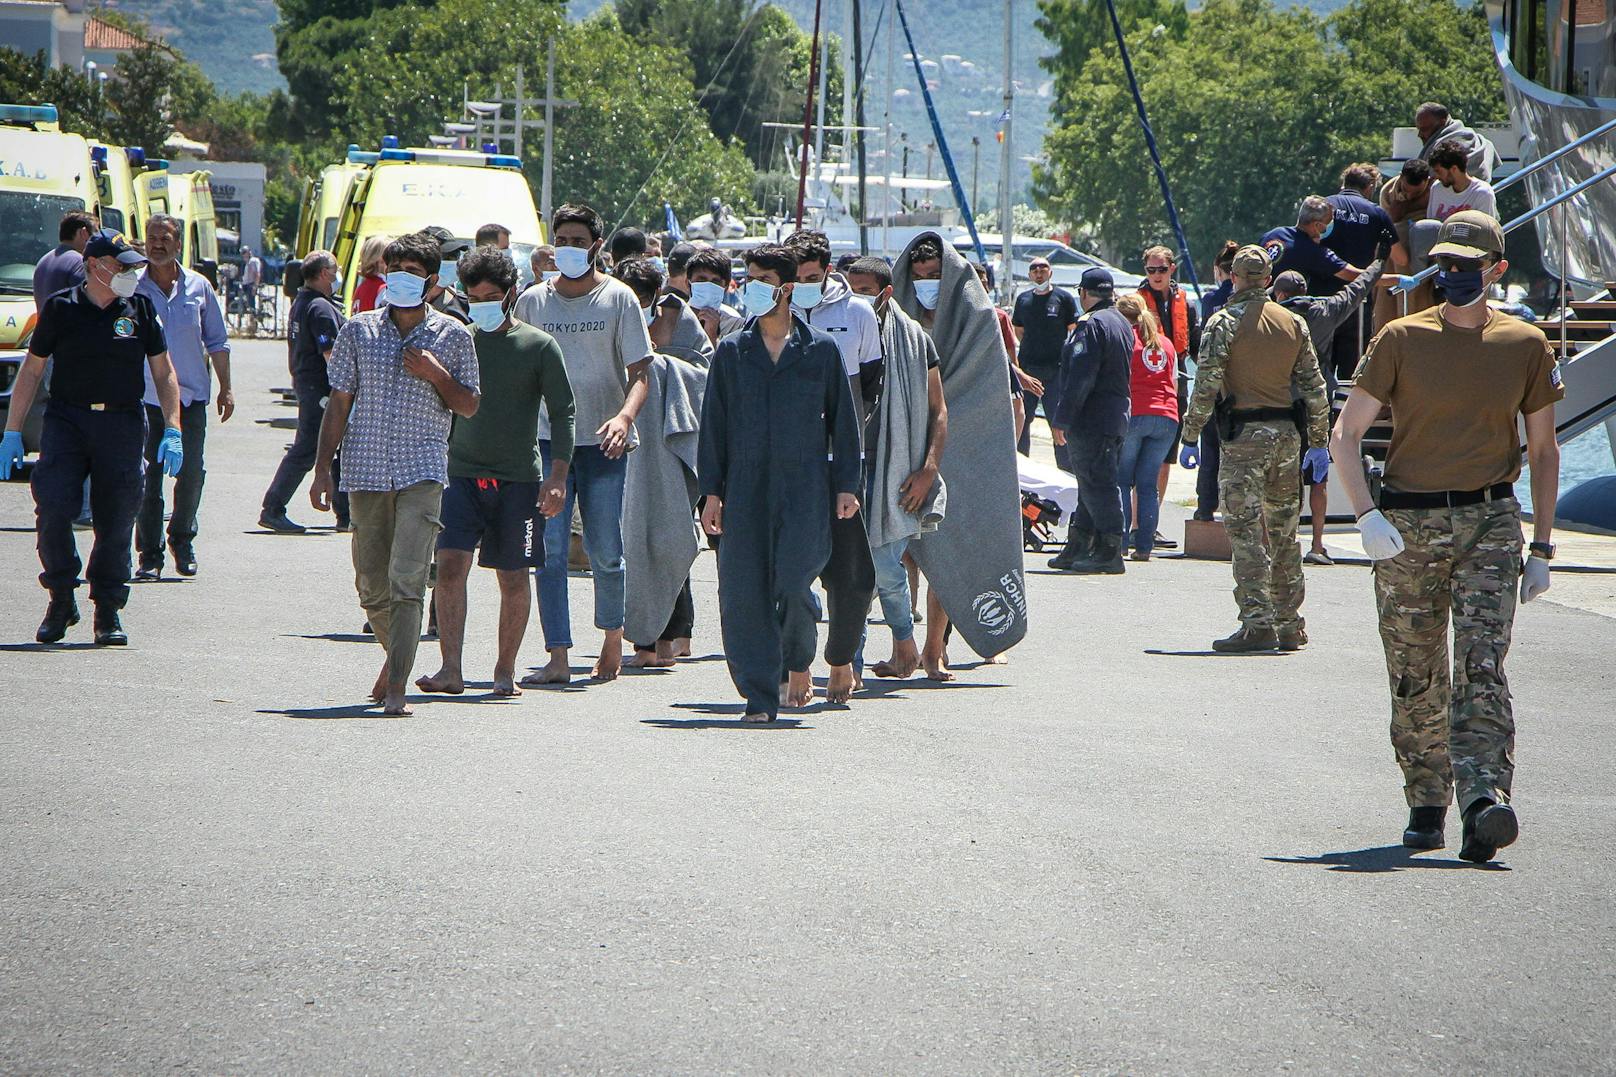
0, 348, 46, 462
950, 233, 1146, 295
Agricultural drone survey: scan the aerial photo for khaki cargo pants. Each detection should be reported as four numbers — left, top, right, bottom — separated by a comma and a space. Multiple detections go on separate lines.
349, 481, 443, 690
1373, 498, 1521, 811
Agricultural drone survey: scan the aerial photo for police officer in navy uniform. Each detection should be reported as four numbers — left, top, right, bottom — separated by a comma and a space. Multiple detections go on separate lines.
1047, 266, 1136, 574
0, 229, 184, 645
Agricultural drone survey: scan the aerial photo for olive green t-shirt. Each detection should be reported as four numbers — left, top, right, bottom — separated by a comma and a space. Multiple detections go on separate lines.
1354, 307, 1563, 493
449, 322, 576, 481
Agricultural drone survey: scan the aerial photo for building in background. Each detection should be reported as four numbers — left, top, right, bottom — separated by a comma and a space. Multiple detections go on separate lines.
171, 159, 266, 256
0, 0, 87, 70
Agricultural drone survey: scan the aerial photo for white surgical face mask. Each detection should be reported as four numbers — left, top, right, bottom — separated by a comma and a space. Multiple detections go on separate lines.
913, 278, 941, 310
791, 281, 824, 309
743, 279, 778, 317
1033, 279, 1052, 294
689, 281, 726, 310
468, 299, 507, 332
384, 270, 427, 308
110, 267, 142, 298
553, 245, 593, 279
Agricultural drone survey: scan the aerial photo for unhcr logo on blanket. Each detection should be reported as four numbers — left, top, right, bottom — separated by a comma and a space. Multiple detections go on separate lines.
972, 573, 1027, 637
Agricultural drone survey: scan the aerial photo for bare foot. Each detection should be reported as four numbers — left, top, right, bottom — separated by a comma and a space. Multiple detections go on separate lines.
593, 649, 623, 682
986, 653, 1009, 666
922, 649, 955, 682
370, 663, 388, 703
656, 640, 681, 665
490, 668, 522, 697
871, 639, 920, 679
674, 637, 691, 658
519, 652, 572, 687
381, 688, 413, 716
743, 712, 776, 724
625, 649, 674, 669
415, 669, 465, 694
826, 664, 856, 704
785, 670, 813, 708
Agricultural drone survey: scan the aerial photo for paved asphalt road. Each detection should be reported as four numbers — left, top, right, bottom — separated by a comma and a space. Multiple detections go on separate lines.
2, 339, 1613, 1074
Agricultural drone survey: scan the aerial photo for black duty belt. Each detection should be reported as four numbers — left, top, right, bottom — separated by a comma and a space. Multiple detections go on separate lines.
1379, 483, 1514, 510
54, 400, 142, 414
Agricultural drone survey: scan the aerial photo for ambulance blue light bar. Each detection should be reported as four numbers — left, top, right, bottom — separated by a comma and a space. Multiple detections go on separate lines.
146, 159, 169, 170
0, 103, 59, 126
381, 134, 400, 149
91, 145, 108, 164
487, 154, 522, 169
126, 147, 146, 166
369, 147, 523, 170
347, 147, 379, 164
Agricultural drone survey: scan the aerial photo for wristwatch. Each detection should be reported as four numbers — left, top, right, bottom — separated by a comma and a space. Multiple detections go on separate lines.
1528, 541, 1556, 561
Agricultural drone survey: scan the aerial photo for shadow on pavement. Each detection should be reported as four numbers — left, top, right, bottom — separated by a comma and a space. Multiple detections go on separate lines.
258, 705, 407, 721
1265, 845, 1508, 873
643, 715, 811, 730
1144, 649, 1294, 658
856, 677, 1005, 698
291, 632, 377, 644
0, 641, 102, 652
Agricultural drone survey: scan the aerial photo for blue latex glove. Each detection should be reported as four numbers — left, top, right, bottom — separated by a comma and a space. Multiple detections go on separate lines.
1179, 442, 1199, 470
1303, 447, 1331, 484
156, 426, 183, 478
0, 430, 22, 480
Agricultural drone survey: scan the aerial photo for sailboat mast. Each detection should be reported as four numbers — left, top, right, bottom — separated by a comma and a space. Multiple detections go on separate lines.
795, 0, 825, 227
998, 0, 1015, 303
854, 0, 870, 253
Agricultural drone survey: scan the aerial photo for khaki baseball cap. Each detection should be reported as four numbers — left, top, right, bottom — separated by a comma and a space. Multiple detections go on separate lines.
1232, 244, 1270, 278
1429, 210, 1505, 259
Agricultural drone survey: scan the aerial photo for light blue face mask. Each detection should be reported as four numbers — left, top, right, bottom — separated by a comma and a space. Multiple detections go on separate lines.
554, 244, 593, 279
912, 278, 941, 310
468, 298, 508, 332
1319, 221, 1335, 240
743, 279, 778, 316
384, 270, 427, 308
791, 281, 824, 309
689, 281, 726, 310
649, 256, 667, 275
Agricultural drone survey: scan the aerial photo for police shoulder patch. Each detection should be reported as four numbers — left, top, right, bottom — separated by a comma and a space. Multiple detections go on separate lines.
113, 317, 135, 338
1550, 362, 1564, 389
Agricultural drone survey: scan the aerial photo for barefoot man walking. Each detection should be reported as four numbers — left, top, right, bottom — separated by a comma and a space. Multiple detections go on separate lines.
310, 232, 480, 716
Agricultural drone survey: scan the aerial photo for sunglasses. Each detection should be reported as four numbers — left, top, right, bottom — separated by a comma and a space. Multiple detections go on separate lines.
1436, 256, 1489, 273
1144, 265, 1173, 274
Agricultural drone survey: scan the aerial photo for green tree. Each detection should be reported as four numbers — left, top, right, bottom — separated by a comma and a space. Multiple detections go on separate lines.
101, 43, 216, 154
0, 48, 109, 140
1032, 0, 1503, 273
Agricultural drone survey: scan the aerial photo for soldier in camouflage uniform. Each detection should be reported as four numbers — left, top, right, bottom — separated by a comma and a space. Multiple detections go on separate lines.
1179, 245, 1332, 653
1330, 211, 1563, 863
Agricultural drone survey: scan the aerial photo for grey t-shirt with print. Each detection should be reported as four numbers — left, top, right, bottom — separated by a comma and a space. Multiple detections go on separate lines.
514, 276, 653, 447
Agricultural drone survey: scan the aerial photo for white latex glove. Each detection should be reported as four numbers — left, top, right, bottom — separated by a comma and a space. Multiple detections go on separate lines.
1356, 509, 1406, 561
1520, 556, 1551, 602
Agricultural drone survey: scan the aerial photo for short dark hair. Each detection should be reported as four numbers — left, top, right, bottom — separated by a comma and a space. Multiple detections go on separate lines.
667, 241, 699, 276
614, 256, 665, 302
60, 211, 97, 242
972, 261, 994, 288
1401, 158, 1433, 185
1339, 163, 1380, 193
847, 256, 892, 288
457, 245, 518, 292
553, 203, 604, 240
1429, 139, 1469, 171
835, 252, 860, 272
384, 231, 443, 277
609, 226, 648, 264
686, 247, 732, 282
909, 237, 943, 265
783, 229, 832, 271
745, 243, 799, 283
474, 222, 510, 246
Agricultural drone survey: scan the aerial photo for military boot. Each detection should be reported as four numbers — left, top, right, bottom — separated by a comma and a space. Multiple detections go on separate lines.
1402, 806, 1446, 850
1277, 625, 1309, 651
1068, 534, 1126, 575
1047, 527, 1094, 571
1458, 799, 1519, 863
93, 605, 128, 647
36, 594, 81, 644
1211, 626, 1279, 653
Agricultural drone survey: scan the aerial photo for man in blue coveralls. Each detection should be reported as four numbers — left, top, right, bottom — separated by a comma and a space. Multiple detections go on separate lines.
697, 243, 863, 723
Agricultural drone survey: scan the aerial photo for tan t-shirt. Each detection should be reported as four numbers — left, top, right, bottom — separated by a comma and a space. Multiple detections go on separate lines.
1354, 307, 1563, 492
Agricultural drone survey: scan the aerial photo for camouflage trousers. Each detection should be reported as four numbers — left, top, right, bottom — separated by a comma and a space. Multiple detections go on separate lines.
1373, 498, 1521, 811
1217, 421, 1304, 632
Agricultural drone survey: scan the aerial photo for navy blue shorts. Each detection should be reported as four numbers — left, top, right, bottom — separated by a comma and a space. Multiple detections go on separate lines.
437, 477, 543, 571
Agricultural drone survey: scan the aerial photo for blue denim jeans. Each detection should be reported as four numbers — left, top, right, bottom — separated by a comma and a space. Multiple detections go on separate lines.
536, 441, 626, 649
1118, 413, 1179, 554
853, 534, 913, 673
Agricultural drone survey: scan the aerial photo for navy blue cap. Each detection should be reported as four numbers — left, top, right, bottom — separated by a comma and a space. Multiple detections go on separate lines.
1079, 266, 1113, 293
84, 228, 147, 266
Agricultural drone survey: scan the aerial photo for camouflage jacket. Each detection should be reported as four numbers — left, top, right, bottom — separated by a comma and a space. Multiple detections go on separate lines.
1181, 286, 1331, 446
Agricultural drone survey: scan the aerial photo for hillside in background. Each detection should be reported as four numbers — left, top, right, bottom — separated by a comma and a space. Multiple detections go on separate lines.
101, 0, 285, 95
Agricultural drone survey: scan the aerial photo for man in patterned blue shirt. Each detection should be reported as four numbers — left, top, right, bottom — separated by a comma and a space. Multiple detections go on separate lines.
310, 232, 481, 716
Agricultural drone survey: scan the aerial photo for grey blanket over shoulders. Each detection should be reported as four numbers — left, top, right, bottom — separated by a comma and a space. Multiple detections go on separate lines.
892, 231, 1027, 657
622, 354, 707, 646
867, 301, 946, 548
